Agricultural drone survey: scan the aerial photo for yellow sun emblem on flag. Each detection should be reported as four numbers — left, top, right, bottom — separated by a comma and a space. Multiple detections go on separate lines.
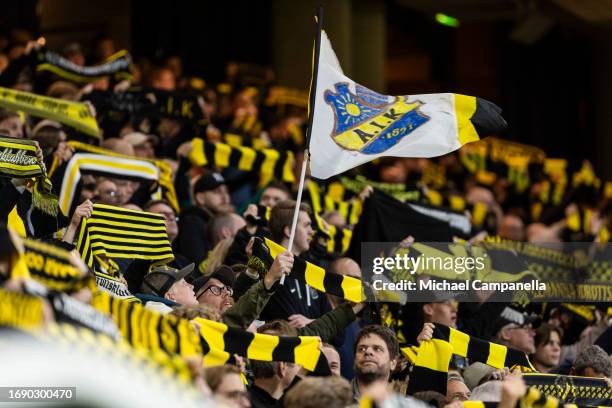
334, 92, 377, 128
325, 83, 430, 154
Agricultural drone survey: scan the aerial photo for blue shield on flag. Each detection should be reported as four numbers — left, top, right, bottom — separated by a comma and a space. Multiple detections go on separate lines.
324, 83, 430, 154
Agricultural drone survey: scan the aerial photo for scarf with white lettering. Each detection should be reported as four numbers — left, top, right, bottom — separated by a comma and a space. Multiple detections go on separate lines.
0, 136, 58, 215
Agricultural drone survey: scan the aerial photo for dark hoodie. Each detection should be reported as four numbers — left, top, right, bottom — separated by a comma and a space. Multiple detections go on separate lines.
174, 205, 214, 266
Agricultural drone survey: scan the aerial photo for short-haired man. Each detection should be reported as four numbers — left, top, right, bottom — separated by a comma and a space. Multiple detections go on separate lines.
175, 172, 235, 266
352, 325, 430, 407
145, 199, 179, 243
399, 291, 459, 347
209, 213, 247, 247
249, 320, 302, 408
260, 200, 331, 325
322, 343, 341, 377
259, 182, 290, 209
447, 374, 471, 402
144, 199, 194, 273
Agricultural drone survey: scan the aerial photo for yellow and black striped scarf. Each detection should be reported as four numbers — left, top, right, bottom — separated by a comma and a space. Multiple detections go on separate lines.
464, 386, 571, 408
76, 204, 174, 268
92, 252, 139, 302
406, 323, 533, 395
91, 291, 202, 358
195, 317, 324, 371
246, 203, 353, 255
35, 49, 133, 83
249, 237, 364, 303
188, 138, 295, 186
306, 180, 363, 226
522, 373, 612, 407
0, 288, 45, 331
53, 150, 161, 217
51, 140, 179, 213
41, 323, 200, 405
0, 136, 58, 215
311, 210, 353, 254
0, 87, 100, 138
22, 237, 94, 293
94, 269, 139, 302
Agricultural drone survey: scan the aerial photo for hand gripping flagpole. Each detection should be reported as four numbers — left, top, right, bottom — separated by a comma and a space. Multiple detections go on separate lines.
280, 150, 309, 285
280, 5, 323, 285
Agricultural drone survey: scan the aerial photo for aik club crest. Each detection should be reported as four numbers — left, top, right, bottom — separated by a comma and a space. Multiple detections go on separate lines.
324, 83, 430, 154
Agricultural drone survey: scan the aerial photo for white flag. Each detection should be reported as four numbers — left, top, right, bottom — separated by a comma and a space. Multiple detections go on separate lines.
308, 31, 506, 179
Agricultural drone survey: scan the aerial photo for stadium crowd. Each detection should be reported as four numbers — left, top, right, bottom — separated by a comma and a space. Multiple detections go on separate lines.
0, 27, 611, 408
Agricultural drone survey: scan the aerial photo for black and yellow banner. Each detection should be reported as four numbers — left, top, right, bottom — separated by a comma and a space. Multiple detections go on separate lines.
23, 237, 93, 293
195, 317, 323, 371
91, 291, 202, 358
76, 204, 174, 267
0, 87, 100, 138
0, 288, 45, 330
311, 210, 353, 254
94, 269, 137, 301
84, 87, 207, 126
35, 49, 133, 83
406, 323, 532, 395
40, 323, 201, 405
188, 138, 295, 186
306, 180, 363, 226
464, 386, 569, 408
52, 140, 179, 213
49, 292, 120, 339
0, 136, 58, 215
433, 323, 533, 370
522, 373, 612, 407
249, 237, 364, 303
0, 136, 43, 178
54, 151, 160, 216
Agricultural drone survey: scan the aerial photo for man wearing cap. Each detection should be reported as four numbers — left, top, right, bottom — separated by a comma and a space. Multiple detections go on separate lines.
491, 306, 541, 354
192, 256, 363, 345
399, 290, 459, 345
193, 252, 292, 329
139, 264, 199, 313
175, 172, 236, 267
193, 265, 237, 314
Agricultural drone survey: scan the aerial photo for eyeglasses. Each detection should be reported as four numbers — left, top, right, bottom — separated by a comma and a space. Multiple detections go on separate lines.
506, 324, 534, 332
198, 284, 233, 298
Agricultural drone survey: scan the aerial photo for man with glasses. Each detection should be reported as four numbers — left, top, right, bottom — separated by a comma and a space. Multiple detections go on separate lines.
145, 200, 179, 243
192, 252, 293, 329
491, 306, 541, 354
193, 265, 237, 313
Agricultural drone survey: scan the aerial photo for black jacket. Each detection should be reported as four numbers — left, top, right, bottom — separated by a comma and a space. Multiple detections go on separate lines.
259, 275, 332, 322
174, 205, 213, 266
0, 178, 68, 238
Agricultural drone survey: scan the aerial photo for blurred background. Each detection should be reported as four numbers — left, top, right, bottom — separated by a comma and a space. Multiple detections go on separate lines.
1, 0, 612, 177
